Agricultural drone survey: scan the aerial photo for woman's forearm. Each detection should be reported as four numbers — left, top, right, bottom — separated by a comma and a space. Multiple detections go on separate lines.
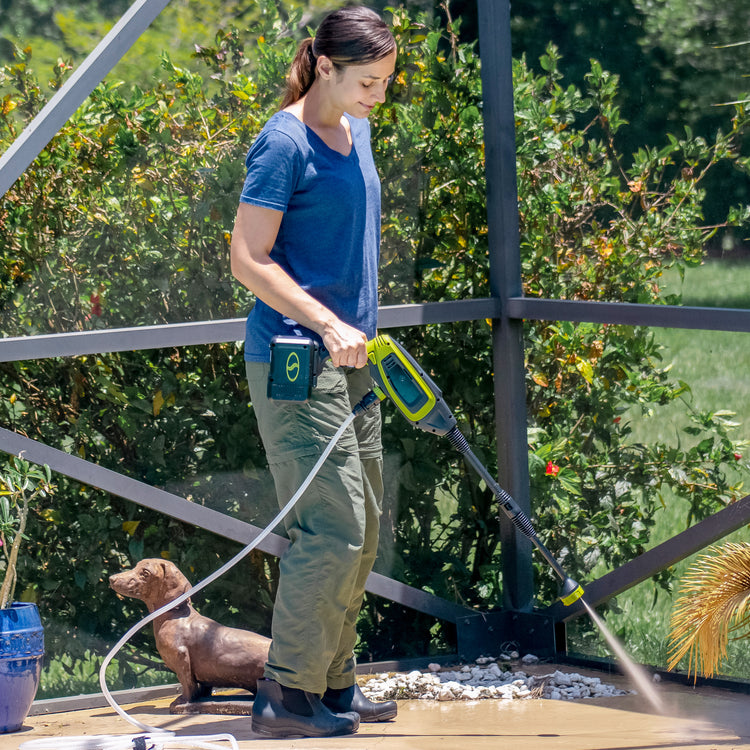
230, 203, 368, 367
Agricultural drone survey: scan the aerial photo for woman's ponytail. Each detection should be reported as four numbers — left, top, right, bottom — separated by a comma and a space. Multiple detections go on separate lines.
280, 38, 316, 109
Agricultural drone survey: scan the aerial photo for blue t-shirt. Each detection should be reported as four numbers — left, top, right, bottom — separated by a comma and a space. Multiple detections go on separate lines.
239, 111, 381, 362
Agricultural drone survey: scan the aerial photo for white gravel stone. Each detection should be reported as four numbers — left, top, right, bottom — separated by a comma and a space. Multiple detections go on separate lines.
359, 654, 632, 703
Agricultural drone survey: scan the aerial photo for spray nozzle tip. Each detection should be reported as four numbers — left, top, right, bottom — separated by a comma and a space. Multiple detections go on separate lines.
559, 577, 584, 606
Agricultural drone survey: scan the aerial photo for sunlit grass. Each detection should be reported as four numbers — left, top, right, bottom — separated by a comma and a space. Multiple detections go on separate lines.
39, 651, 173, 700
568, 259, 750, 679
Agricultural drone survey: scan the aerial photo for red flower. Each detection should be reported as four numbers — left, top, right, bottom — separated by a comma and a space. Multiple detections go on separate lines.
545, 461, 560, 476
90, 293, 102, 317
734, 453, 742, 461
613, 417, 621, 424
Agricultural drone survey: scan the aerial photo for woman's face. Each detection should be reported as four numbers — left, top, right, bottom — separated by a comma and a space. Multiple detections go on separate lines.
323, 49, 397, 119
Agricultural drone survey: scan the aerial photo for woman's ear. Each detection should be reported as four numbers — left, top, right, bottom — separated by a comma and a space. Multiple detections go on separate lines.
316, 55, 335, 80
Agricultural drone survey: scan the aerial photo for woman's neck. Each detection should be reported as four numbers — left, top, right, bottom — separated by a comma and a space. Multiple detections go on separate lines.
286, 82, 342, 130
284, 84, 352, 156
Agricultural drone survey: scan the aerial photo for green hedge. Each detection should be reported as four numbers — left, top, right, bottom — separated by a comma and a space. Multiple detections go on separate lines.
1, 4, 749, 696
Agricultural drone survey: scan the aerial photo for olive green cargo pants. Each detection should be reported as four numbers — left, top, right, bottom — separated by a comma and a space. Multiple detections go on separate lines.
246, 361, 383, 696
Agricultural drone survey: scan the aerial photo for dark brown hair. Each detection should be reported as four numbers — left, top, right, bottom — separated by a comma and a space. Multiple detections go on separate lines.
280, 6, 396, 109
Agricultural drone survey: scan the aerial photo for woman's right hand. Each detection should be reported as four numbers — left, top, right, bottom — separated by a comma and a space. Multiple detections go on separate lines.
231, 203, 370, 368
322, 320, 369, 369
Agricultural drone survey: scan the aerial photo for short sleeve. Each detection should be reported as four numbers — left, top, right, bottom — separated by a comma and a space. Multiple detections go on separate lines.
240, 127, 301, 212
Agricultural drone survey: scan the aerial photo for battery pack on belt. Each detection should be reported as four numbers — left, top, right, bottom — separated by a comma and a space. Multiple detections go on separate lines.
267, 335, 323, 402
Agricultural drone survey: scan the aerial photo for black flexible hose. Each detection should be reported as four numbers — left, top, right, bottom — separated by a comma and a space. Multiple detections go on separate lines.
446, 425, 566, 581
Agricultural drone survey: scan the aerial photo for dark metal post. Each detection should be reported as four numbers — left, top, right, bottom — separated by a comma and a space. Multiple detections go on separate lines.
476, 0, 534, 611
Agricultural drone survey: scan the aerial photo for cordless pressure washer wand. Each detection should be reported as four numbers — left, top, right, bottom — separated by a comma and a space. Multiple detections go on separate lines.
366, 334, 584, 607
444, 427, 583, 605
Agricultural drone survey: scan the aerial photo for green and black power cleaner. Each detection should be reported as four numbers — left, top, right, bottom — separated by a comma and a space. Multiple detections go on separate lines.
269, 332, 584, 607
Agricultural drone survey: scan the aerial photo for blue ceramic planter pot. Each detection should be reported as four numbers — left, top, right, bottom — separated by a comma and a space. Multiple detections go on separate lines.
0, 602, 44, 733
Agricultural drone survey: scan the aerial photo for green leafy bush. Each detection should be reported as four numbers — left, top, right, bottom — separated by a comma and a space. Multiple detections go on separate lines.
0, 458, 53, 609
516, 47, 750, 594
1, 3, 749, 693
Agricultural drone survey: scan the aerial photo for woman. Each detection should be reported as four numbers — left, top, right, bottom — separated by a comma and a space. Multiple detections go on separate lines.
230, 6, 398, 739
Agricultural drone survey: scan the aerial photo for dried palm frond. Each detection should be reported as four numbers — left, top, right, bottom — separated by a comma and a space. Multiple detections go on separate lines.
668, 542, 750, 679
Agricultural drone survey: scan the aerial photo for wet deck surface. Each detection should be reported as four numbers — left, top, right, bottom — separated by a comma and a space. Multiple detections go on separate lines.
4, 666, 750, 749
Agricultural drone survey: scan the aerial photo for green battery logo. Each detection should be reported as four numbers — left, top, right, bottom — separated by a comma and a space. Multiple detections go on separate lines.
286, 352, 300, 382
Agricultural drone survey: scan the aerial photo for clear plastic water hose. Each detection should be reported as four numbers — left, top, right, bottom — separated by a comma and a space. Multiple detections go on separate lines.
20, 409, 361, 750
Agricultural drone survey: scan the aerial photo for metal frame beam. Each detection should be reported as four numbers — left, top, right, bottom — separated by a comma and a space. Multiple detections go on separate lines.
0, 0, 172, 197
0, 299, 501, 362
546, 492, 750, 622
0, 295, 745, 364
477, 0, 534, 612
0, 425, 470, 624
509, 297, 750, 333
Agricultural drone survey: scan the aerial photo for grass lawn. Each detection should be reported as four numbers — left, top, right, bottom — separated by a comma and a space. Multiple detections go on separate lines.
567, 258, 750, 679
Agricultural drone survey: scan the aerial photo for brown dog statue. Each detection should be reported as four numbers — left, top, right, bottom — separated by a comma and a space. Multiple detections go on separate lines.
109, 558, 270, 711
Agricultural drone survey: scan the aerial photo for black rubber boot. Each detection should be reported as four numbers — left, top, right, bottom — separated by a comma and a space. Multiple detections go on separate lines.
251, 678, 360, 738
322, 683, 398, 722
